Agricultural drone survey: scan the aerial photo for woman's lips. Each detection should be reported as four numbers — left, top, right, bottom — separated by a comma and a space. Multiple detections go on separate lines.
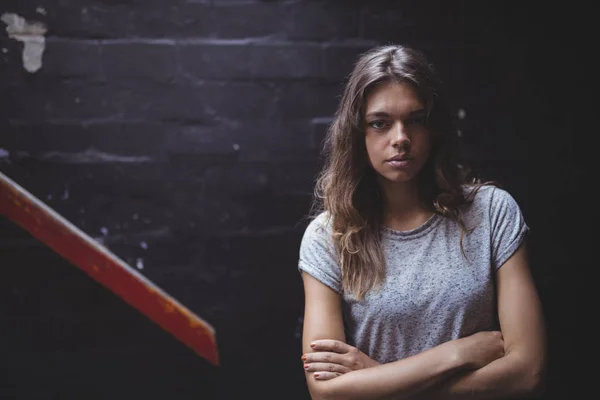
386, 154, 412, 168
386, 159, 411, 168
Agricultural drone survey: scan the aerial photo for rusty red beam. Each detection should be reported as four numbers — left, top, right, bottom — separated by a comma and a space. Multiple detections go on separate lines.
0, 171, 219, 366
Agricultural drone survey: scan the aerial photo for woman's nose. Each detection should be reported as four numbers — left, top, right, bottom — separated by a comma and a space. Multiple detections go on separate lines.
391, 122, 410, 148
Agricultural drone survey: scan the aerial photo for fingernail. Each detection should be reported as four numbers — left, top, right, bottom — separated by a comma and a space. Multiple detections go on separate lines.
301, 355, 307, 361
314, 373, 320, 378
310, 342, 316, 348
304, 364, 309, 369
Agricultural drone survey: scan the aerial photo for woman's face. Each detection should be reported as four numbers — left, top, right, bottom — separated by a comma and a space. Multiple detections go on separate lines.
363, 81, 432, 184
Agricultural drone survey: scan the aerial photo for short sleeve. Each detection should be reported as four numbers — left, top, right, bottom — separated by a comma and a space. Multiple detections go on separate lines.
298, 213, 343, 293
489, 187, 529, 270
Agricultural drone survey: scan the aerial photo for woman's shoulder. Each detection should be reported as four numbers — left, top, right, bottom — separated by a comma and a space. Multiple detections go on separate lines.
460, 183, 522, 215
301, 211, 334, 241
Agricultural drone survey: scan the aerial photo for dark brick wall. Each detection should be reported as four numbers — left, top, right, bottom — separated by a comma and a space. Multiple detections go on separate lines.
0, 1, 591, 399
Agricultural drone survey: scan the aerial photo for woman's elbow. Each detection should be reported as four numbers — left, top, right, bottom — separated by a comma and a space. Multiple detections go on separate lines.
307, 379, 345, 400
524, 365, 546, 397
517, 356, 546, 398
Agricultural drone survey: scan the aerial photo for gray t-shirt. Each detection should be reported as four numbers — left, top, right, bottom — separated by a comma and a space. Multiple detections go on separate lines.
298, 185, 528, 364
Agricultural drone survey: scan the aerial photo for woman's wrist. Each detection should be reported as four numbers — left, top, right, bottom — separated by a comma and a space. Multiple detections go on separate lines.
444, 339, 471, 372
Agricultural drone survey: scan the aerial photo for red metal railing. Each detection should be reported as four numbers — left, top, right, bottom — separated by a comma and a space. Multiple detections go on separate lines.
0, 171, 219, 366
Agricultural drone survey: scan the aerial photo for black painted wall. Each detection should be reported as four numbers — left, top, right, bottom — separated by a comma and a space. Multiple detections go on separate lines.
0, 1, 591, 399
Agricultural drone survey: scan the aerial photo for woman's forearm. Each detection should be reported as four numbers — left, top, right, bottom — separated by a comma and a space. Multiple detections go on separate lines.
421, 352, 545, 400
309, 340, 467, 400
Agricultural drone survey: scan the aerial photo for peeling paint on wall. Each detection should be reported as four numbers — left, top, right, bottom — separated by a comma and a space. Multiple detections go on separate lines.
1, 12, 47, 73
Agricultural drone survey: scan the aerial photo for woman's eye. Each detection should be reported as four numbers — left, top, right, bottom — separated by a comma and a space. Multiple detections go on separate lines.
407, 117, 426, 125
369, 120, 387, 129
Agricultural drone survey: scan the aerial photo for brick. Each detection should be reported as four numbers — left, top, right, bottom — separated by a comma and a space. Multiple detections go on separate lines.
179, 42, 322, 80
285, 1, 362, 41
4, 81, 122, 121
269, 150, 320, 195
275, 82, 343, 119
0, 162, 179, 235
165, 124, 239, 159
2, 157, 280, 238
148, 2, 360, 41
1, 121, 170, 158
361, 4, 419, 43
209, 227, 303, 270
0, 1, 46, 22
238, 192, 313, 231
130, 3, 214, 39
323, 42, 376, 82
42, 3, 214, 39
310, 116, 333, 151
101, 41, 180, 83
165, 119, 315, 163
145, 82, 281, 121
4, 80, 278, 122
146, 266, 230, 315
42, 1, 362, 40
43, 3, 135, 38
105, 239, 205, 277
142, 81, 340, 122
361, 2, 467, 43
202, 162, 271, 197
191, 3, 290, 39
40, 38, 103, 79
0, 31, 32, 84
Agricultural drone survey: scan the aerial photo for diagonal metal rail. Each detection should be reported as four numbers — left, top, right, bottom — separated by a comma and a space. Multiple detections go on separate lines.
0, 170, 219, 366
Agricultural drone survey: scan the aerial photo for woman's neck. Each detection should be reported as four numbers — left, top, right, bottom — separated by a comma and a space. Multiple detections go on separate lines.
379, 179, 432, 231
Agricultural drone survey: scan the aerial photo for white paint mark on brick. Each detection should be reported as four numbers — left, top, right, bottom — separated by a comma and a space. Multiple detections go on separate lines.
457, 108, 466, 119
0, 148, 10, 161
233, 143, 240, 151
1, 48, 7, 53
36, 7, 46, 15
132, 213, 139, 220
140, 241, 148, 250
457, 129, 462, 137
136, 258, 144, 270
1, 12, 47, 73
61, 185, 70, 200
47, 193, 53, 200
100, 227, 109, 236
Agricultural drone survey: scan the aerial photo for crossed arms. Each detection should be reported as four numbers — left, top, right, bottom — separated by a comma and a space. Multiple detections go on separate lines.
301, 242, 547, 400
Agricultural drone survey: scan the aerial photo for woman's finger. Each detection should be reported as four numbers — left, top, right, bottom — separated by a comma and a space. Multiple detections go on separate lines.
313, 371, 342, 381
310, 339, 351, 354
304, 351, 345, 365
304, 362, 352, 374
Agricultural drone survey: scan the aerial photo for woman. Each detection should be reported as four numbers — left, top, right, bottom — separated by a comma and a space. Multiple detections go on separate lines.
298, 45, 546, 399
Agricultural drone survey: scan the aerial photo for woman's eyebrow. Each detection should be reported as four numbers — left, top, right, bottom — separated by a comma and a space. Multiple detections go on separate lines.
365, 108, 426, 119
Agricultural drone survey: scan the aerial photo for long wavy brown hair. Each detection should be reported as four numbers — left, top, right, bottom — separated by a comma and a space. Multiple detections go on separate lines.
311, 44, 491, 300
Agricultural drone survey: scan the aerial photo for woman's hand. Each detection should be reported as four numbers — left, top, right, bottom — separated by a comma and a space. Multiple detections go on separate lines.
454, 330, 505, 369
301, 339, 380, 380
